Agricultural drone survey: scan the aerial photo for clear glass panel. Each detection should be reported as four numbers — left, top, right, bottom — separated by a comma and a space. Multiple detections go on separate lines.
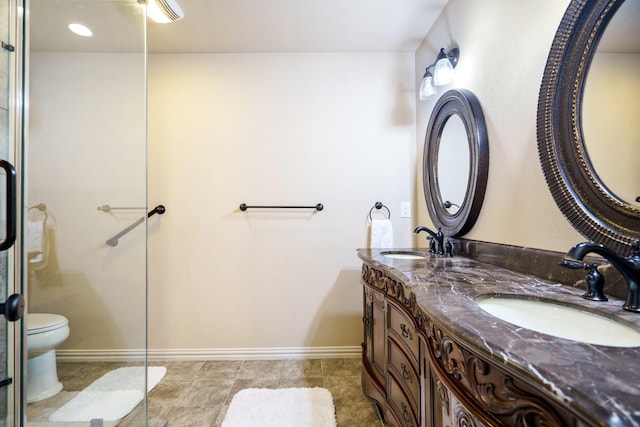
25, 0, 147, 424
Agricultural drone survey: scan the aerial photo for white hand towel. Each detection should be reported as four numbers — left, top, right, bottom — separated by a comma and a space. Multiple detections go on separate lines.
27, 220, 45, 263
370, 219, 394, 248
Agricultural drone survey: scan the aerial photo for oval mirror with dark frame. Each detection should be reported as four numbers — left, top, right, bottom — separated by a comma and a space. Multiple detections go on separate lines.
537, 0, 640, 256
423, 88, 489, 237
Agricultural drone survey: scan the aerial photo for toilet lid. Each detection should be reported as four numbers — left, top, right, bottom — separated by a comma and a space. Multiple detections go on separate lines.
27, 313, 68, 334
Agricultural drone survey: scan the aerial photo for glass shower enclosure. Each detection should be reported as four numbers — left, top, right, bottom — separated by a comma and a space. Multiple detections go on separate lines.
10, 0, 148, 424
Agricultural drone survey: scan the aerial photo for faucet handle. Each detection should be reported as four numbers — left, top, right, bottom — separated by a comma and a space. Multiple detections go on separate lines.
559, 259, 585, 269
583, 263, 607, 302
445, 239, 454, 257
560, 259, 608, 301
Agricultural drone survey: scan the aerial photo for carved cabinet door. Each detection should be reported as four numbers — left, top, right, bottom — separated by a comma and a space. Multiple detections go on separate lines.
363, 286, 386, 385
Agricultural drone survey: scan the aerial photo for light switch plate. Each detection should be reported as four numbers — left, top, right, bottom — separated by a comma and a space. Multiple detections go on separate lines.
400, 201, 411, 218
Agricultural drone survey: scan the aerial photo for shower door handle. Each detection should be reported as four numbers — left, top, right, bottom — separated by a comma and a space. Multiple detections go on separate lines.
0, 160, 16, 251
0, 294, 24, 322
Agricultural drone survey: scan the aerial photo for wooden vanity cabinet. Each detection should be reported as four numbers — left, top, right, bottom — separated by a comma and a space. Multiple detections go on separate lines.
361, 263, 598, 427
362, 276, 484, 427
362, 271, 432, 427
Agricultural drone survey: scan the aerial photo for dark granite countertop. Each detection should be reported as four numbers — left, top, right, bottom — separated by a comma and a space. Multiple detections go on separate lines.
357, 247, 640, 426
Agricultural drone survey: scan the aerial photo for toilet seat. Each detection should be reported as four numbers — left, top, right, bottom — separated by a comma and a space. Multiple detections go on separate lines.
27, 313, 68, 334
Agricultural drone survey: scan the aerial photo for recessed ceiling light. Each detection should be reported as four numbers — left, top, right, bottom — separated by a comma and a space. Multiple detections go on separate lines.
68, 23, 93, 37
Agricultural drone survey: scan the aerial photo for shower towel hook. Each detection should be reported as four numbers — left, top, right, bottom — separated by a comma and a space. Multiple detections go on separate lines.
369, 202, 390, 220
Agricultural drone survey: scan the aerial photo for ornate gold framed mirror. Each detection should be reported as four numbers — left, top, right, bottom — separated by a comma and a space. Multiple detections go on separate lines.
537, 0, 640, 255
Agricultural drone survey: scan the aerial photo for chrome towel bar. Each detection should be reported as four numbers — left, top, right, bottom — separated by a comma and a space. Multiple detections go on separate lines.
239, 203, 324, 211
106, 205, 166, 247
97, 205, 146, 212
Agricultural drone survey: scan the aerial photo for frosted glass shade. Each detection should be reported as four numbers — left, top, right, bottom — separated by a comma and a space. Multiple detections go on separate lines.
434, 57, 455, 86
419, 75, 436, 100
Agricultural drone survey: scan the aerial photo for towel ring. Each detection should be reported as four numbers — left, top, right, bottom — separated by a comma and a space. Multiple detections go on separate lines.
369, 202, 390, 220
28, 203, 48, 222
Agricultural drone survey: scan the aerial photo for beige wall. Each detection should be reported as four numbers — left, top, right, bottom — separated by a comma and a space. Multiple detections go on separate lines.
147, 53, 416, 356
415, 0, 581, 251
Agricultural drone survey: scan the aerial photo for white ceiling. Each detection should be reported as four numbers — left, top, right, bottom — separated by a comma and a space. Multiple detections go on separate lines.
30, 0, 449, 53
147, 0, 448, 53
29, 1, 639, 54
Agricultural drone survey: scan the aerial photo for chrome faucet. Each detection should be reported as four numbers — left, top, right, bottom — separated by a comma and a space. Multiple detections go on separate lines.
414, 226, 444, 255
565, 241, 640, 312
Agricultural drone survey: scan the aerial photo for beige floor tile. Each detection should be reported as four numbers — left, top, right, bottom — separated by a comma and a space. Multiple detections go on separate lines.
174, 378, 234, 408
162, 361, 205, 382
148, 378, 191, 404
237, 359, 284, 379
336, 402, 384, 427
213, 403, 229, 427
55, 362, 84, 378
322, 358, 362, 376
200, 360, 243, 379
165, 404, 221, 427
117, 404, 145, 427
27, 358, 381, 426
281, 359, 323, 378
323, 375, 372, 407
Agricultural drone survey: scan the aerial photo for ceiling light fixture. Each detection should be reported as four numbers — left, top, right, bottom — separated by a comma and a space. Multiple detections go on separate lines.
68, 23, 93, 37
146, 0, 184, 24
419, 47, 460, 100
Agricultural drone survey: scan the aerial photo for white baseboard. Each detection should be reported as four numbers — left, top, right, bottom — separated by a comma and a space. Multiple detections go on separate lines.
56, 346, 362, 362
56, 349, 145, 362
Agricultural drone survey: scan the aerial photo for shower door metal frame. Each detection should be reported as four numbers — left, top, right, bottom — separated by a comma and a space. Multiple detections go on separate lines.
3, 0, 28, 423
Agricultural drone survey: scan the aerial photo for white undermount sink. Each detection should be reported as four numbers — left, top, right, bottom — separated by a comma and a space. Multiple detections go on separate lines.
476, 295, 640, 348
380, 251, 428, 260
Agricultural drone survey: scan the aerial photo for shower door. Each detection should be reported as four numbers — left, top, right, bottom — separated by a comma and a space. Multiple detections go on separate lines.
22, 0, 148, 425
0, 0, 24, 423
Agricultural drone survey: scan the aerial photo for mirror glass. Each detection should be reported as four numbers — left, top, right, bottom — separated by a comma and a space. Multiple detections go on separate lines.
423, 89, 488, 237
582, 0, 640, 206
537, 0, 640, 255
437, 114, 470, 215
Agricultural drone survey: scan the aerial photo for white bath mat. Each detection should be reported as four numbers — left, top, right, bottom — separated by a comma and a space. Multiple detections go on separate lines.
49, 366, 166, 422
222, 387, 337, 427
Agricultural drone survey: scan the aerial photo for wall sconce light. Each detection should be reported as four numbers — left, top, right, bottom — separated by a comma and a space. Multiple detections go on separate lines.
419, 47, 460, 100
146, 0, 184, 23
419, 70, 436, 100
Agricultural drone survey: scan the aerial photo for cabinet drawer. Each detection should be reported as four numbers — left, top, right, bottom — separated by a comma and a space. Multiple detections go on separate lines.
388, 338, 420, 416
388, 374, 419, 427
387, 302, 419, 363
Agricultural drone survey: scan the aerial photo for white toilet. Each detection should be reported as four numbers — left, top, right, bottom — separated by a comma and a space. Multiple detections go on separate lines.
26, 313, 70, 403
